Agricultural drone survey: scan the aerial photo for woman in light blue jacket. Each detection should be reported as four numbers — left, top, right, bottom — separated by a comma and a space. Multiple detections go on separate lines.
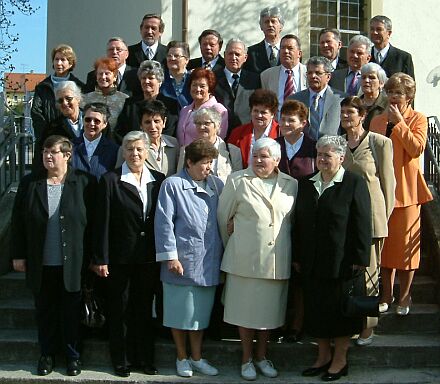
155, 139, 223, 378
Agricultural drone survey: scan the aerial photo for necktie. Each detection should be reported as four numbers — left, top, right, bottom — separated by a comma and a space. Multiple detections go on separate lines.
269, 46, 277, 67
377, 52, 383, 64
203, 62, 211, 70
308, 94, 321, 141
231, 74, 239, 97
146, 47, 153, 60
116, 71, 122, 87
347, 72, 359, 96
284, 70, 295, 100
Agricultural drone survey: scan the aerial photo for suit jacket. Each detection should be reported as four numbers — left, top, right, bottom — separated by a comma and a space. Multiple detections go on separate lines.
293, 170, 371, 279
160, 69, 193, 109
329, 68, 363, 96
72, 136, 119, 180
261, 64, 308, 111
187, 55, 225, 71
335, 56, 348, 70
244, 39, 280, 74
289, 86, 345, 140
213, 68, 261, 133
361, 91, 388, 131
370, 44, 415, 79
218, 168, 297, 280
127, 41, 167, 68
227, 120, 280, 168
85, 65, 142, 97
11, 167, 97, 293
94, 167, 165, 265
369, 107, 433, 207
342, 132, 396, 238
276, 134, 316, 179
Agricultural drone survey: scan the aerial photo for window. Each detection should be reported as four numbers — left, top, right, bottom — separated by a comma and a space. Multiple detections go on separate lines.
310, 0, 365, 58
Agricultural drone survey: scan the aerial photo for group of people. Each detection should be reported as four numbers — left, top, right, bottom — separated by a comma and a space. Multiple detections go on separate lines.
11, 5, 433, 382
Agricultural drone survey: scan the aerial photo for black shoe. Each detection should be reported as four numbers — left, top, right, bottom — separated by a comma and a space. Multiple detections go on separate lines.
143, 363, 158, 375
114, 365, 130, 377
37, 355, 53, 376
302, 361, 331, 377
66, 359, 81, 376
321, 364, 348, 381
283, 329, 304, 343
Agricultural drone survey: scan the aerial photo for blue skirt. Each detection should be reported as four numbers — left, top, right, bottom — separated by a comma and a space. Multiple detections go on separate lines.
163, 282, 216, 330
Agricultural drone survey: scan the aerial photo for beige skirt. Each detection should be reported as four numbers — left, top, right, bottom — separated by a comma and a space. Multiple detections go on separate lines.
223, 273, 288, 330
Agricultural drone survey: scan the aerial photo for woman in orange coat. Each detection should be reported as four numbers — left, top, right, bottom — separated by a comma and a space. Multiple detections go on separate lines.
370, 73, 432, 316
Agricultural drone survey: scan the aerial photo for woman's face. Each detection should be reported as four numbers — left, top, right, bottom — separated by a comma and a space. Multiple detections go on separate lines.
361, 71, 383, 95
141, 113, 165, 141
140, 72, 161, 99
316, 145, 343, 175
186, 157, 213, 181
123, 139, 147, 170
279, 113, 307, 138
42, 144, 70, 172
190, 78, 210, 104
167, 47, 189, 74
53, 52, 72, 77
96, 65, 116, 89
386, 87, 410, 112
340, 105, 364, 132
252, 148, 279, 179
56, 89, 80, 119
194, 117, 217, 143
251, 104, 274, 132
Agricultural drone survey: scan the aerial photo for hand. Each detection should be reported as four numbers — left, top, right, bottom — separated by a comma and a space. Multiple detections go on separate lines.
387, 104, 404, 125
293, 262, 301, 273
168, 259, 184, 276
227, 218, 234, 236
92, 264, 109, 278
12, 259, 26, 272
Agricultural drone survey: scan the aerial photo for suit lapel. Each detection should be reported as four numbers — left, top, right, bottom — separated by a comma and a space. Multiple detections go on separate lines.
35, 178, 49, 214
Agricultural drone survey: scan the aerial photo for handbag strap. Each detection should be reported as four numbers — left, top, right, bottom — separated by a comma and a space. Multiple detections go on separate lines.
365, 268, 379, 295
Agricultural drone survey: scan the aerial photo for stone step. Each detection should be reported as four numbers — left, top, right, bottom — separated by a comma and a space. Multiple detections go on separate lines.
0, 272, 32, 300
393, 274, 438, 304
0, 330, 439, 369
0, 364, 439, 384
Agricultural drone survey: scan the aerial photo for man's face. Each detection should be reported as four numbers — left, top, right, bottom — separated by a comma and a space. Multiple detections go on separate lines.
306, 64, 331, 92
279, 37, 302, 69
224, 42, 248, 73
369, 21, 391, 49
347, 42, 371, 71
140, 17, 162, 46
106, 40, 128, 67
319, 32, 342, 61
200, 34, 220, 62
260, 16, 283, 41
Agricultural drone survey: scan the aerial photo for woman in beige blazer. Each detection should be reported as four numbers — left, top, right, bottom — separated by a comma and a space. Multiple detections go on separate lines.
177, 107, 242, 182
341, 96, 395, 345
218, 138, 297, 380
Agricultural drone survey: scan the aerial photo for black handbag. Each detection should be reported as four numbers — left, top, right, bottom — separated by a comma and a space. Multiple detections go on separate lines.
341, 269, 379, 318
81, 272, 106, 328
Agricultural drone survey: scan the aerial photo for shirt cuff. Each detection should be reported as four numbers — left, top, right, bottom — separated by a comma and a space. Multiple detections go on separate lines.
156, 250, 178, 262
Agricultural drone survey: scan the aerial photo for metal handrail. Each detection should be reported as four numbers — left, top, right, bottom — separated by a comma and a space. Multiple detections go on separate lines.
425, 116, 440, 196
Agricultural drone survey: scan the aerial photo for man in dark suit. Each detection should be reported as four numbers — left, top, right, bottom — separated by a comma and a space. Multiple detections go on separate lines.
289, 56, 345, 141
85, 37, 142, 97
369, 15, 415, 79
319, 28, 348, 70
213, 38, 260, 134
329, 35, 372, 96
127, 13, 167, 68
243, 6, 284, 74
187, 29, 225, 71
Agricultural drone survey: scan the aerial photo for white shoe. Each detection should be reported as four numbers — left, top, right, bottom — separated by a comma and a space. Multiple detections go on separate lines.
189, 357, 218, 376
379, 297, 395, 313
176, 358, 193, 377
241, 359, 257, 381
255, 359, 278, 378
355, 332, 374, 346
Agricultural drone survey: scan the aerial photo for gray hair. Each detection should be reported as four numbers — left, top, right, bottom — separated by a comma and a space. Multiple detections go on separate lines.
107, 36, 128, 49
137, 60, 164, 83
348, 35, 373, 50
319, 28, 342, 41
316, 135, 347, 156
225, 38, 247, 53
193, 107, 222, 134
307, 56, 333, 73
361, 62, 388, 84
122, 131, 149, 150
259, 6, 284, 26
253, 137, 281, 160
370, 15, 392, 31
55, 81, 82, 102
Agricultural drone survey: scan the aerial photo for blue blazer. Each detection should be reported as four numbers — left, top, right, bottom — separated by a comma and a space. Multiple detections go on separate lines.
160, 70, 193, 109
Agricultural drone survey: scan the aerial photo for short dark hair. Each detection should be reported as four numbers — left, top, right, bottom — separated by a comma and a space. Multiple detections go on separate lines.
280, 100, 308, 121
167, 40, 190, 58
184, 138, 219, 167
189, 67, 217, 93
138, 99, 168, 123
319, 28, 342, 41
140, 13, 165, 33
281, 34, 301, 50
249, 89, 279, 114
198, 29, 223, 50
340, 96, 367, 116
370, 15, 392, 31
43, 135, 73, 154
83, 102, 111, 124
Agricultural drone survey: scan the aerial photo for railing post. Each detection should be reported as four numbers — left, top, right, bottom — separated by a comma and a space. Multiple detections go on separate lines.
17, 116, 26, 181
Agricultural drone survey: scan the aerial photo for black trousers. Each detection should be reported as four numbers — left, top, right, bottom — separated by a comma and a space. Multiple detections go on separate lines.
34, 266, 81, 360
107, 263, 159, 367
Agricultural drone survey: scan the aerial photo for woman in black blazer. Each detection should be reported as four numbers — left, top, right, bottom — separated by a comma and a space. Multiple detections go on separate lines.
11, 135, 96, 377
293, 135, 371, 381
92, 131, 165, 378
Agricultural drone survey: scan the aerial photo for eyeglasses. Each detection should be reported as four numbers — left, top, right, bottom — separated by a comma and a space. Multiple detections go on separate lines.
194, 121, 214, 127
167, 54, 186, 60
107, 47, 127, 53
306, 71, 329, 77
42, 150, 63, 156
84, 117, 102, 124
56, 96, 74, 104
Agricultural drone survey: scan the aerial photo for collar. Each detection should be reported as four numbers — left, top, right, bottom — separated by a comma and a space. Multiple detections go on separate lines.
203, 55, 220, 68
118, 63, 126, 76
121, 162, 155, 187
310, 86, 327, 100
310, 166, 345, 195
142, 40, 158, 54
374, 43, 390, 57
264, 40, 280, 50
83, 133, 102, 147
281, 63, 300, 73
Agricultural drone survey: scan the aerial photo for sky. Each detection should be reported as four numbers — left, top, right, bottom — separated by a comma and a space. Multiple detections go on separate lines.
7, 0, 47, 74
